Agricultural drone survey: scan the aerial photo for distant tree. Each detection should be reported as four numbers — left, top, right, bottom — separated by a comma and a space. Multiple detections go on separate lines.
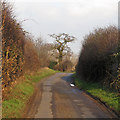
49, 33, 76, 64
35, 36, 53, 67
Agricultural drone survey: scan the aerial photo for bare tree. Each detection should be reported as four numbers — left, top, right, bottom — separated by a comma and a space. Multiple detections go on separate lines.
35, 36, 53, 67
49, 33, 76, 64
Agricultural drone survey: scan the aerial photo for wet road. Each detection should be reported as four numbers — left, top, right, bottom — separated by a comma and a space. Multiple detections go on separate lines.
24, 73, 117, 118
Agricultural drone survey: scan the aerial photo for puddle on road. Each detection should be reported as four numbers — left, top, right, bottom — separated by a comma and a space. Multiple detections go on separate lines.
70, 83, 75, 87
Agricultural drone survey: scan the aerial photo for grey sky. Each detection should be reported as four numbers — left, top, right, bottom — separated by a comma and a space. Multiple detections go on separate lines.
10, 0, 118, 54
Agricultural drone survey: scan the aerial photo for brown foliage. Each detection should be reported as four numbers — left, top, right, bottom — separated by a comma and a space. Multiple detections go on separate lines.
54, 60, 73, 72
49, 33, 76, 64
76, 26, 118, 84
2, 2, 25, 88
35, 37, 53, 67
24, 36, 40, 72
2, 2, 49, 91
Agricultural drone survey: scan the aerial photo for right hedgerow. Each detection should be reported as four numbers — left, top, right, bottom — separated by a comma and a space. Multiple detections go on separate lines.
76, 26, 119, 91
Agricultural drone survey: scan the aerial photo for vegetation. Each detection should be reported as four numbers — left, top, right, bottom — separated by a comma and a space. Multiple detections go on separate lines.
75, 26, 120, 114
73, 74, 119, 113
3, 79, 34, 118
2, 0, 120, 118
1, 3, 59, 118
49, 33, 76, 71
2, 68, 56, 118
34, 37, 53, 67
49, 33, 75, 64
2, 1, 25, 89
1, 1, 76, 103
76, 26, 119, 91
25, 68, 56, 83
2, 2, 54, 98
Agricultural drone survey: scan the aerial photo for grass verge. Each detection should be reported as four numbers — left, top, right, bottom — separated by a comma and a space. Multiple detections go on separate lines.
25, 68, 57, 83
2, 68, 57, 118
73, 74, 120, 115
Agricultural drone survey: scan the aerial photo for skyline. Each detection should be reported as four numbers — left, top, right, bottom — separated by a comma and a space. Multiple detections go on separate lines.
9, 0, 118, 54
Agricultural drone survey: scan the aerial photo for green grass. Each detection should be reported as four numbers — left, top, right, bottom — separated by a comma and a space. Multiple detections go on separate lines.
2, 79, 34, 118
2, 68, 57, 118
25, 68, 57, 83
73, 74, 120, 113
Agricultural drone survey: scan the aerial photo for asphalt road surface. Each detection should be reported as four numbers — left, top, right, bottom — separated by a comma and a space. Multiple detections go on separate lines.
23, 73, 117, 118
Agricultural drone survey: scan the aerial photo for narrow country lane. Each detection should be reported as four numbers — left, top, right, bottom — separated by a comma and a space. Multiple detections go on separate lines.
23, 73, 117, 118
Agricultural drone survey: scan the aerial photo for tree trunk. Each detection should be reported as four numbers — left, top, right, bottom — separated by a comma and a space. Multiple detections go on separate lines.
59, 52, 63, 64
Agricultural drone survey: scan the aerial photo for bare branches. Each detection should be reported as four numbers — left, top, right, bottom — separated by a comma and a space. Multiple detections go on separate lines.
49, 33, 75, 64
76, 26, 118, 84
2, 1, 25, 91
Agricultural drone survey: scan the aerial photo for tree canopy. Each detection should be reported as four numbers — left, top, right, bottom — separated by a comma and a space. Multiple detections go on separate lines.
49, 33, 76, 64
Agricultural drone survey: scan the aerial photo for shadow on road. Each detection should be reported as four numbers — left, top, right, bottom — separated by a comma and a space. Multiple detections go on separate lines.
61, 73, 75, 84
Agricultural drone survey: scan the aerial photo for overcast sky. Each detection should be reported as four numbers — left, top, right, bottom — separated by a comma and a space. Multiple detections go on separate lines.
10, 0, 118, 54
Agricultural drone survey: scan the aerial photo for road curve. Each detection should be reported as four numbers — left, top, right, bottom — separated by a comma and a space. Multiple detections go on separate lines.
23, 73, 117, 118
